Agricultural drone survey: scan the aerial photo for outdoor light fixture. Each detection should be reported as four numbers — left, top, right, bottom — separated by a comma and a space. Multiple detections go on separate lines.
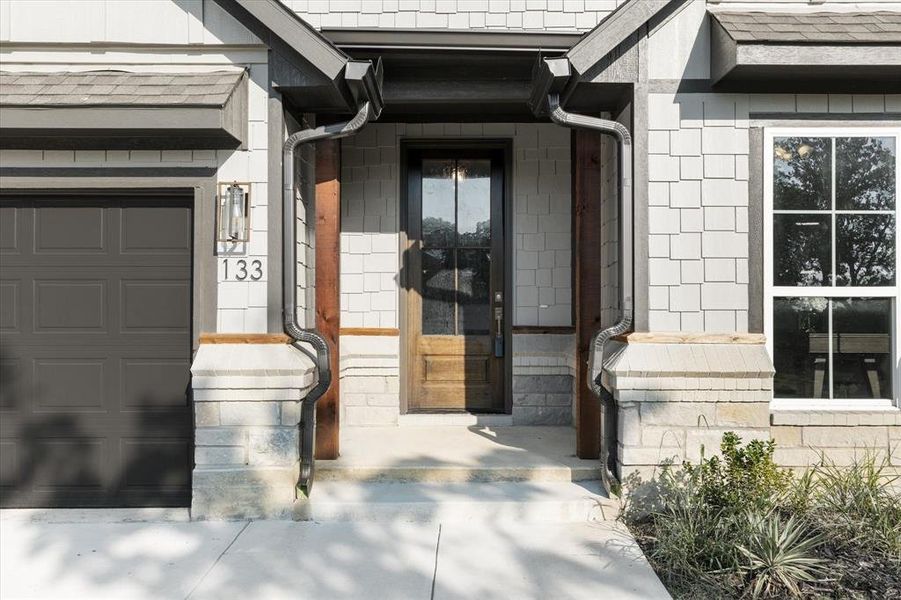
217, 182, 250, 242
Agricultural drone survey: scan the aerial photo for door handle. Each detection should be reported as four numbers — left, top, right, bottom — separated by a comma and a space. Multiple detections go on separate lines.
494, 295, 504, 358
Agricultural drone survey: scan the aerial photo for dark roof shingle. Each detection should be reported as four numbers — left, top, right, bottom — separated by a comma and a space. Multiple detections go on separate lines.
712, 11, 901, 43
0, 70, 245, 107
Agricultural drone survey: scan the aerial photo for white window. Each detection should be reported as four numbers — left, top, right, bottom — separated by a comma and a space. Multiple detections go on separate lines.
764, 128, 901, 409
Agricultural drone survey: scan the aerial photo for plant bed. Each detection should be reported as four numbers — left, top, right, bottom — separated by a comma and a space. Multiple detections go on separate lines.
620, 433, 901, 599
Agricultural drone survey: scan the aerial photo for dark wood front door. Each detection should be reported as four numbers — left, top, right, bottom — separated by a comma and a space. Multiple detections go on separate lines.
406, 148, 506, 412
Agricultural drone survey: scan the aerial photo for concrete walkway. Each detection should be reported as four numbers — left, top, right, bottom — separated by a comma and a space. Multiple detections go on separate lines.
0, 511, 670, 600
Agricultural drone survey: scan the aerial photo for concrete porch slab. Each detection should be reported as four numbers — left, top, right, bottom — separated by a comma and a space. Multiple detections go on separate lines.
318, 425, 602, 482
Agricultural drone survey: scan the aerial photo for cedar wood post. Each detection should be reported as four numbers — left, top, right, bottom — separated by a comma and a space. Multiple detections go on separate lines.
315, 138, 340, 459
573, 129, 602, 459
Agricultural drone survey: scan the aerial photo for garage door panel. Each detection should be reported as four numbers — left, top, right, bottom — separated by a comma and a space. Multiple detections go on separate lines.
0, 194, 192, 508
33, 358, 107, 412
34, 280, 108, 333
0, 205, 20, 252
121, 280, 190, 332
0, 281, 19, 331
121, 205, 192, 254
121, 359, 191, 410
29, 437, 107, 490
120, 439, 191, 489
34, 205, 107, 254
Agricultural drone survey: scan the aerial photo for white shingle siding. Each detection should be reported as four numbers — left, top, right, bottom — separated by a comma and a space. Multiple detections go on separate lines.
340, 122, 573, 329
288, 0, 625, 31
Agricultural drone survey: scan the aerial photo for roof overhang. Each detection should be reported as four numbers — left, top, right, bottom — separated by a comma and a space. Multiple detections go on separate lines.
212, 0, 383, 114
710, 11, 901, 92
0, 71, 248, 150
322, 28, 582, 53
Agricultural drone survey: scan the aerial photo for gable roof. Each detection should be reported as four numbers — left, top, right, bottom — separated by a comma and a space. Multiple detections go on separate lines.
712, 11, 901, 44
565, 0, 675, 76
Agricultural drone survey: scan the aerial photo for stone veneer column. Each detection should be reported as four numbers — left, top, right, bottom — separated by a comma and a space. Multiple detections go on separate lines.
602, 339, 774, 482
190, 344, 316, 519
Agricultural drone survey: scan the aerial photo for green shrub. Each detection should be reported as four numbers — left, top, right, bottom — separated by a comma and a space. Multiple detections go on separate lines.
623, 433, 901, 598
687, 432, 792, 512
738, 513, 827, 598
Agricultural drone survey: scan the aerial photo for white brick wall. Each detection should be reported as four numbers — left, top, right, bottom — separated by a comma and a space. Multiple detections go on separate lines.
288, 0, 625, 31
340, 122, 573, 328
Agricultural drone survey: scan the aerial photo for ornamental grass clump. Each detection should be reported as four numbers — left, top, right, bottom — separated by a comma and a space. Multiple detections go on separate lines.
622, 433, 901, 599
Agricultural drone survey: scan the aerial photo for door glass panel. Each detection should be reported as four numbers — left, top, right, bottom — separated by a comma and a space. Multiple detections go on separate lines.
773, 214, 831, 286
457, 249, 490, 334
421, 159, 456, 248
773, 297, 829, 398
836, 214, 896, 287
836, 137, 896, 211
422, 248, 455, 335
773, 137, 832, 210
832, 298, 892, 399
457, 159, 491, 248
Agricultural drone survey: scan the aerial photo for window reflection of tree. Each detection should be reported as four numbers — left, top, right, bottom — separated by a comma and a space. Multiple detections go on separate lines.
772, 136, 897, 399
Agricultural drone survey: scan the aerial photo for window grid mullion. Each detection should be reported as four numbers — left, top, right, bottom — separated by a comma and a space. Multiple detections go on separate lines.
829, 137, 836, 400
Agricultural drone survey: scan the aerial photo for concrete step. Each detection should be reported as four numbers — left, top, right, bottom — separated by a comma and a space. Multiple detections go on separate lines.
315, 462, 603, 483
296, 480, 619, 524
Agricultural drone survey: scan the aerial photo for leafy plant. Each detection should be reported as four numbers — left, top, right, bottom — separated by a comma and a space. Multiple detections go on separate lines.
738, 513, 827, 598
686, 432, 793, 512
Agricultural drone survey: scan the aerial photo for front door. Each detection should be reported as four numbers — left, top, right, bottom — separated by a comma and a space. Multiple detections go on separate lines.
406, 148, 506, 412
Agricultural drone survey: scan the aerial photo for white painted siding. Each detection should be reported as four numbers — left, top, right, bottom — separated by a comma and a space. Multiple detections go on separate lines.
340, 122, 573, 329
0, 0, 257, 45
288, 0, 625, 31
645, 0, 901, 333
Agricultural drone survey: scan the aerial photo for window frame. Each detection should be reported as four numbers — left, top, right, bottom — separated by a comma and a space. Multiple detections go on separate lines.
764, 126, 901, 410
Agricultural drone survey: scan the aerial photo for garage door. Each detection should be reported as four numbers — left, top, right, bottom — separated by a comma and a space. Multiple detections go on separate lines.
0, 193, 193, 507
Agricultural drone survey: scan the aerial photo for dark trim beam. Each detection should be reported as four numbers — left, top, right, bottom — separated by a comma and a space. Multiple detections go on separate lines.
573, 129, 603, 460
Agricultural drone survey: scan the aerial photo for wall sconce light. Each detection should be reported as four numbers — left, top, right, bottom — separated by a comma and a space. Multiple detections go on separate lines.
217, 182, 250, 242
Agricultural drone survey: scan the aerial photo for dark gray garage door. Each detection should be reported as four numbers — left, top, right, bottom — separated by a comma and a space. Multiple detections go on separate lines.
0, 193, 193, 507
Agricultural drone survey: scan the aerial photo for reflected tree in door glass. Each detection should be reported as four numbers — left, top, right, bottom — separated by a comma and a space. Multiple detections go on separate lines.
836, 214, 896, 287
457, 249, 490, 334
832, 298, 892, 399
773, 137, 831, 210
457, 160, 491, 248
836, 137, 896, 211
422, 248, 455, 335
773, 214, 831, 286
422, 160, 456, 247
773, 297, 829, 398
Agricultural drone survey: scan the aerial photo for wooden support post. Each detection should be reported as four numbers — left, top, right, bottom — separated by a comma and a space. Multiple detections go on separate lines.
573, 129, 602, 460
314, 138, 340, 459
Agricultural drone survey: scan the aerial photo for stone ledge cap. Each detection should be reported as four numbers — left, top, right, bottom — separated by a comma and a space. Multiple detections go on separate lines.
191, 343, 316, 377
601, 340, 775, 380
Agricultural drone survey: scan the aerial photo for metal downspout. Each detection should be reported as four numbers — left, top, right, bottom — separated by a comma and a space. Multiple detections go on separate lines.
283, 101, 372, 497
547, 92, 634, 484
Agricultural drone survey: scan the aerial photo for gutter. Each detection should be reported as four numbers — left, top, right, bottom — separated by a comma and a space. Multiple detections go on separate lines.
530, 57, 634, 484
284, 60, 383, 497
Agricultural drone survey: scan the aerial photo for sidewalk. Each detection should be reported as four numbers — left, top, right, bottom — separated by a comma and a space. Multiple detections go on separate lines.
0, 511, 670, 600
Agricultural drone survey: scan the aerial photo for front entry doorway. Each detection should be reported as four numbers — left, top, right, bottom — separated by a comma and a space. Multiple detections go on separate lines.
404, 145, 508, 412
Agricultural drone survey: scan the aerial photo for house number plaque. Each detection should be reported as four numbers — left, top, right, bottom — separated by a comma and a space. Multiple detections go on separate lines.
220, 258, 264, 281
